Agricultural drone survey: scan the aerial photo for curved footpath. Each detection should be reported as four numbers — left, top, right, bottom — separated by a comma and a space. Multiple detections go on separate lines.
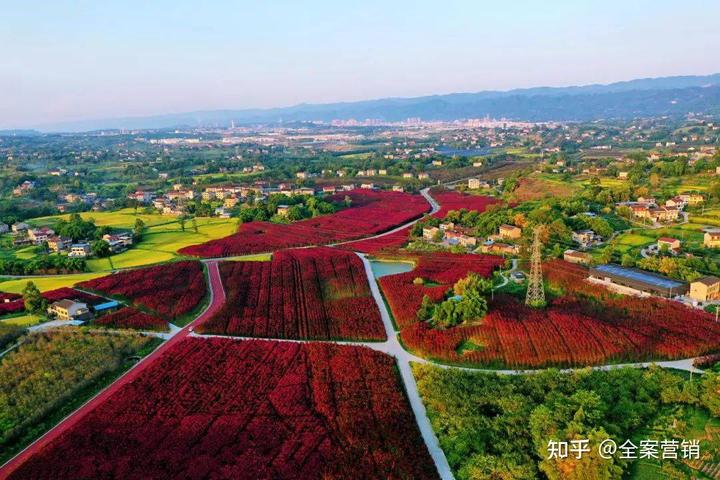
0, 261, 226, 479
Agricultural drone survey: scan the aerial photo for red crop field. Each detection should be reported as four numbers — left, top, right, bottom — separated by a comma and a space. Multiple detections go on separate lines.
179, 189, 430, 257
395, 259, 720, 368
336, 225, 413, 254
9, 338, 438, 480
0, 300, 24, 315
94, 307, 168, 331
378, 253, 504, 328
42, 287, 105, 305
199, 247, 385, 340
430, 189, 500, 218
78, 261, 206, 320
0, 292, 21, 302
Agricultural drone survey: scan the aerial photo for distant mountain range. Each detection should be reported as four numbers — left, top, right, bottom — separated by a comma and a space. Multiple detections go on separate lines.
33, 73, 720, 132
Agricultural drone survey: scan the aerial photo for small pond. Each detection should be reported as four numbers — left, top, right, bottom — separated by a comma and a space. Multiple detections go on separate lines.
370, 260, 415, 278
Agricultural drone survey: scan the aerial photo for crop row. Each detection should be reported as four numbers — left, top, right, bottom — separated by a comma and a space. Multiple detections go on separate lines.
9, 338, 438, 480
199, 247, 385, 340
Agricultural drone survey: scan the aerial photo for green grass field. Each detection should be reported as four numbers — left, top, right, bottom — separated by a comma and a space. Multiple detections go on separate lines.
22, 214, 238, 273
29, 208, 178, 229
0, 273, 104, 293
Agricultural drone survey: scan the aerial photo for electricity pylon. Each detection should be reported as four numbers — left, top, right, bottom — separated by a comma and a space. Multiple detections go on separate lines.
525, 226, 546, 308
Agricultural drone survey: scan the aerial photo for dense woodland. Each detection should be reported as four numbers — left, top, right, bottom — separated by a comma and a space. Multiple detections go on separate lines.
415, 365, 720, 480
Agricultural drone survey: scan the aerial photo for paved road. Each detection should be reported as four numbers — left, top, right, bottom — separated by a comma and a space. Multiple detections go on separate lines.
0, 261, 226, 479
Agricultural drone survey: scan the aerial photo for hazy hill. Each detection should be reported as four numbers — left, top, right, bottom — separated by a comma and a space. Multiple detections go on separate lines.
37, 73, 720, 132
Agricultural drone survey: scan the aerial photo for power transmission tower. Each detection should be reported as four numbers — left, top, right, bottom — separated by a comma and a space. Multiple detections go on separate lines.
525, 226, 546, 308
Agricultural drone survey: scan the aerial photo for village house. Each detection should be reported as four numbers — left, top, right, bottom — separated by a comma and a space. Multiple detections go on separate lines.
431, 160, 443, 166
392, 185, 404, 192
563, 249, 592, 265
378, 169, 388, 176
657, 237, 681, 253
224, 196, 240, 209
69, 243, 91, 258
445, 231, 477, 248
498, 224, 522, 240
360, 183, 375, 190
418, 173, 430, 180
28, 227, 55, 244
689, 276, 720, 302
665, 197, 686, 209
439, 222, 455, 231
0, 223, 8, 234
704, 230, 720, 248
47, 236, 72, 253
422, 226, 441, 241
571, 229, 598, 247
402, 172, 414, 179
480, 242, 519, 256
276, 205, 290, 216
678, 193, 704, 206
649, 206, 680, 223
48, 299, 92, 321
468, 178, 481, 189
296, 172, 309, 179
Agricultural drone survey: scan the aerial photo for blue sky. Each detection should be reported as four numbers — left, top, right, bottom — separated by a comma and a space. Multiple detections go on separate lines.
2, 0, 719, 128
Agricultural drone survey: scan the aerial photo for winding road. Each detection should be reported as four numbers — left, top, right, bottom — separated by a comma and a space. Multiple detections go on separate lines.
0, 188, 706, 480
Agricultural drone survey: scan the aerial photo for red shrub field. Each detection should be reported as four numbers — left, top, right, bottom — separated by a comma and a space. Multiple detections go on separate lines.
0, 292, 21, 302
336, 225, 413, 254
430, 189, 500, 218
378, 253, 504, 328
94, 307, 168, 331
394, 259, 720, 368
78, 261, 206, 320
42, 287, 105, 306
0, 300, 24, 315
9, 338, 438, 480
179, 189, 430, 257
199, 247, 385, 340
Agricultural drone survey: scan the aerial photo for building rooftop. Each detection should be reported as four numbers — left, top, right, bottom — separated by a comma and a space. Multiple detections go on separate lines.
693, 276, 720, 287
593, 264, 686, 290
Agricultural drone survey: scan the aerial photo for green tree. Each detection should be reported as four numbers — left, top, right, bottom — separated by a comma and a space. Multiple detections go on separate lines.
133, 218, 145, 241
22, 281, 47, 314
91, 240, 111, 258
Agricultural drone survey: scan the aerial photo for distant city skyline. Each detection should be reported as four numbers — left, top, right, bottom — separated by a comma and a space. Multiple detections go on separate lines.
2, 0, 720, 129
